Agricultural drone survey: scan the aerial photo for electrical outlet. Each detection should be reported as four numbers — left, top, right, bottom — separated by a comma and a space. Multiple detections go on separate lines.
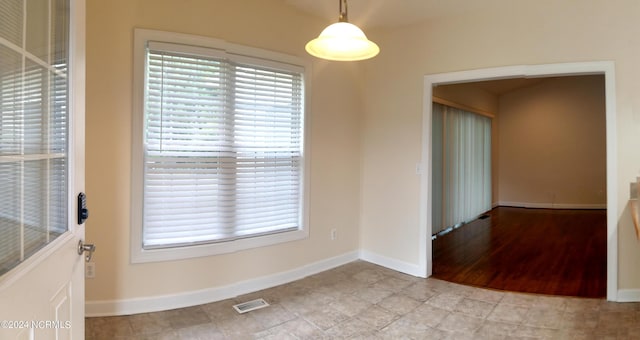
330, 228, 337, 240
85, 262, 96, 279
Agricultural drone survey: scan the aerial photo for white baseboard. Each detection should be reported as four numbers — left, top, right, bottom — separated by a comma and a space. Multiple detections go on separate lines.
617, 289, 640, 302
497, 201, 606, 210
359, 250, 422, 277
85, 251, 359, 317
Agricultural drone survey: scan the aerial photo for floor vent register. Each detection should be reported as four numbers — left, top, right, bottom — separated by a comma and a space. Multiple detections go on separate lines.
232, 298, 270, 314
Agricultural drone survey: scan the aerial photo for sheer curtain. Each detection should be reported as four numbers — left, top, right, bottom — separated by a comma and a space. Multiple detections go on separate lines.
432, 102, 492, 234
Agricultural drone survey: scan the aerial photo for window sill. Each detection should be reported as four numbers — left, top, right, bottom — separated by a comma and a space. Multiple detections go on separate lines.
131, 228, 308, 263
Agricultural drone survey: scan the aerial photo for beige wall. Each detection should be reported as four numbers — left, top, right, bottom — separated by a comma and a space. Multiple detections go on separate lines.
86, 0, 362, 304
86, 0, 640, 306
361, 1, 640, 289
498, 76, 606, 207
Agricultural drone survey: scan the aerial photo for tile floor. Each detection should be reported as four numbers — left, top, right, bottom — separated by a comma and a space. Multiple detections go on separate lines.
86, 261, 640, 339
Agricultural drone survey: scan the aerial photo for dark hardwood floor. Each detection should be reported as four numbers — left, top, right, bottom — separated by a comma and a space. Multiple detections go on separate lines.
432, 206, 607, 298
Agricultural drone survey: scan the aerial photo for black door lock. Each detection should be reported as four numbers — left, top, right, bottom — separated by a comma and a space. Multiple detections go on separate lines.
78, 192, 89, 225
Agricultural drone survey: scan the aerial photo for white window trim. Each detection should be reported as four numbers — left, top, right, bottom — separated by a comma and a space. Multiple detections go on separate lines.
131, 29, 310, 263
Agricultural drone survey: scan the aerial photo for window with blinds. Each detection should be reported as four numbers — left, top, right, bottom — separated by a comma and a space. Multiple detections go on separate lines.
132, 30, 307, 260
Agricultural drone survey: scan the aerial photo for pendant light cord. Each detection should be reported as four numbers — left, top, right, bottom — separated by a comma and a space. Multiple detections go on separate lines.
339, 0, 348, 22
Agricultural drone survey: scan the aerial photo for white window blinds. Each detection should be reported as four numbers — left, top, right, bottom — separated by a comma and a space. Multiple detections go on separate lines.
142, 42, 304, 249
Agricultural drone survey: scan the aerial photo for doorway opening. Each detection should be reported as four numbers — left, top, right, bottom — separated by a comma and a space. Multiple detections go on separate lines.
419, 62, 617, 301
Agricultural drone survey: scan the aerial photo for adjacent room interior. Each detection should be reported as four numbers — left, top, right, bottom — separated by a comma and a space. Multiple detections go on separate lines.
429, 75, 607, 297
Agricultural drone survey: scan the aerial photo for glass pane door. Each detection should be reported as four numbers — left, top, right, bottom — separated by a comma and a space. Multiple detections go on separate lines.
0, 0, 69, 276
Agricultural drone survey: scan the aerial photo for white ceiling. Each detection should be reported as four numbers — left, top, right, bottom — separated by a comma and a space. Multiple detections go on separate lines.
469, 78, 548, 96
283, 0, 506, 28
285, 0, 562, 95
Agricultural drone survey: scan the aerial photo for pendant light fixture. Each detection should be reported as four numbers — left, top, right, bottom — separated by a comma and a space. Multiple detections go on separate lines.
305, 0, 380, 61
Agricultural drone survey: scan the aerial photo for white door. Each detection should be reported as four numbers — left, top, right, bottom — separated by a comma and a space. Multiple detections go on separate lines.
0, 0, 86, 339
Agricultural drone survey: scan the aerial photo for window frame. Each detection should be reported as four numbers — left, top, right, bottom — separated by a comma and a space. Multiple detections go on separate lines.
131, 29, 310, 263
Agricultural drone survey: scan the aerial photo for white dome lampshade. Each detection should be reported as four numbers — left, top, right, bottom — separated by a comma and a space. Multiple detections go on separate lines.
305, 22, 379, 61
305, 0, 380, 61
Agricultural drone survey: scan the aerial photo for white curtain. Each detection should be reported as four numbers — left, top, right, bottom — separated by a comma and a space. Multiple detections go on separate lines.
432, 103, 492, 234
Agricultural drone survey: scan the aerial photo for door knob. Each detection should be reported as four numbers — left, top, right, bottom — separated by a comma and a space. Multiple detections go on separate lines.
77, 240, 96, 262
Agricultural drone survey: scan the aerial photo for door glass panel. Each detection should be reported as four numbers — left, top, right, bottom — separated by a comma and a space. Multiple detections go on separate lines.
23, 60, 46, 155
52, 0, 69, 68
0, 0, 23, 47
0, 45, 22, 156
50, 72, 67, 153
0, 0, 69, 276
0, 163, 20, 274
26, 0, 49, 60
49, 157, 67, 235
23, 160, 48, 259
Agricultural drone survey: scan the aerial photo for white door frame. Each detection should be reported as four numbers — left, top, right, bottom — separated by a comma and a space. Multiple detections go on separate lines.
419, 61, 618, 301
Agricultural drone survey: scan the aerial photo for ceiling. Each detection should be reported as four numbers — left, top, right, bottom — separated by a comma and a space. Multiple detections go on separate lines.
284, 0, 507, 28
285, 0, 556, 96
435, 78, 557, 96
469, 78, 548, 95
